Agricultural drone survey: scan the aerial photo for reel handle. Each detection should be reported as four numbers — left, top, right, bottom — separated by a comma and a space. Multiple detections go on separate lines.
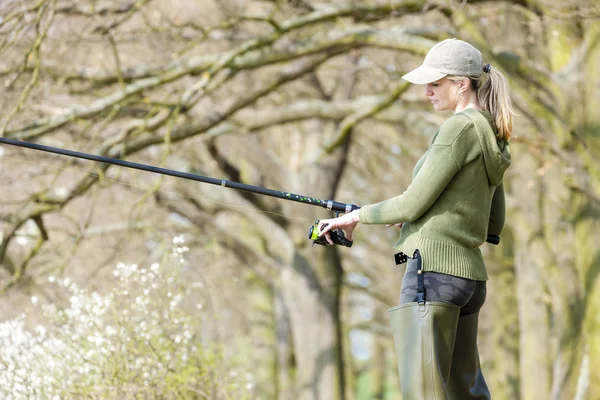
308, 220, 353, 248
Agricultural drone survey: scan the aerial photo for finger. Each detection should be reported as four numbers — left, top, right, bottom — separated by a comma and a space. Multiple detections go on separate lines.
324, 232, 334, 245
345, 229, 353, 241
318, 222, 332, 236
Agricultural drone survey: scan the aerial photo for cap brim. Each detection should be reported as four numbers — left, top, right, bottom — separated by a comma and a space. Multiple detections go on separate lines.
402, 65, 447, 84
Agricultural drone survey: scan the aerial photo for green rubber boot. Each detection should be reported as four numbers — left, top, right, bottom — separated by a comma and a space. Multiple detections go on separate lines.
447, 312, 490, 399
388, 301, 460, 400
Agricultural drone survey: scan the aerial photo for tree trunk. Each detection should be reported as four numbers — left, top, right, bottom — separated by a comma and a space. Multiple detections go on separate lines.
274, 287, 295, 400
482, 233, 520, 399
511, 154, 551, 400
280, 244, 345, 400
371, 306, 387, 400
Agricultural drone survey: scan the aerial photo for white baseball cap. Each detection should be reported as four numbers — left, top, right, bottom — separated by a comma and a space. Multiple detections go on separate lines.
402, 38, 484, 84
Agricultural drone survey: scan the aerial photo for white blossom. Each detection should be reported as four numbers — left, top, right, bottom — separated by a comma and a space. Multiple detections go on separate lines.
0, 240, 253, 399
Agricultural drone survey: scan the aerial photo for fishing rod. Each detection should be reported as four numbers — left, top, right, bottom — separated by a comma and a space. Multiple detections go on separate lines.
0, 137, 499, 247
0, 136, 353, 247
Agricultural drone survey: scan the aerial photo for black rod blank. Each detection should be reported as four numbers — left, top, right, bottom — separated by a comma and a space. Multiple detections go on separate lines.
0, 137, 359, 214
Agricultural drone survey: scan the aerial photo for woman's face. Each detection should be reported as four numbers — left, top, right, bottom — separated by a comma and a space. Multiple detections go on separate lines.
425, 77, 460, 112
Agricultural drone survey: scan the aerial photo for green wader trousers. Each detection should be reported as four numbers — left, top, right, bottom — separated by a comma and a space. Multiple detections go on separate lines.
389, 250, 490, 400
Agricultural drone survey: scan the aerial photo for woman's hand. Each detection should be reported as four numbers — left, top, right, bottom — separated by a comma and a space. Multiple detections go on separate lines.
318, 209, 360, 245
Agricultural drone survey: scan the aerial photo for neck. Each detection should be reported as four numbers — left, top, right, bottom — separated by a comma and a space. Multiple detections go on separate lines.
453, 91, 480, 114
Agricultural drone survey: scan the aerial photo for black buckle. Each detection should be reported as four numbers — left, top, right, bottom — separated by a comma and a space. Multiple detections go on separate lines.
394, 252, 409, 265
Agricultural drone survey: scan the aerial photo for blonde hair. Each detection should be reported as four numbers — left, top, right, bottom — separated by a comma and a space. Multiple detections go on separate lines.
449, 65, 514, 141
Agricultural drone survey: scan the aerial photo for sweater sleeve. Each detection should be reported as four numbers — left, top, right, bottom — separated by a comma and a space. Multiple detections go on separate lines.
487, 181, 506, 236
359, 116, 474, 225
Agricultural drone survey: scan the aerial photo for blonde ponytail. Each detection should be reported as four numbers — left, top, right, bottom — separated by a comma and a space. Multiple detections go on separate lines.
478, 66, 514, 141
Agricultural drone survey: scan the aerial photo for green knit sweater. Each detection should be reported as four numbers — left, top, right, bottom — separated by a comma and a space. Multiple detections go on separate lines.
358, 108, 511, 280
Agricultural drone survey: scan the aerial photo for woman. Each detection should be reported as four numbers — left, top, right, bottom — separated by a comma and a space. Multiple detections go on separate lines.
318, 38, 512, 399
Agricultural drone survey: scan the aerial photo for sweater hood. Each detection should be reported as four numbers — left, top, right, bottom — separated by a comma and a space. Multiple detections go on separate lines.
464, 109, 511, 186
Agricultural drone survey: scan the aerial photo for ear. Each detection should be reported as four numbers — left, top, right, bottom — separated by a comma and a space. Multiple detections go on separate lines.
459, 77, 470, 93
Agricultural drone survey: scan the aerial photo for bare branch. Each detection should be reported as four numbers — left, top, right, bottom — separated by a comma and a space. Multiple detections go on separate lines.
4, 70, 182, 140
0, 0, 46, 30
1, 0, 56, 136
0, 201, 59, 270
204, 95, 441, 138
120, 52, 339, 155
1, 214, 49, 291
81, 222, 154, 237
106, 32, 126, 89
321, 80, 411, 156
55, 0, 145, 17
0, 0, 144, 28
8, 24, 438, 86
4, 19, 440, 140
92, 0, 153, 35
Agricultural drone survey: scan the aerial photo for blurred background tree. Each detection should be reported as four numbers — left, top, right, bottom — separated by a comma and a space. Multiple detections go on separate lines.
0, 0, 599, 399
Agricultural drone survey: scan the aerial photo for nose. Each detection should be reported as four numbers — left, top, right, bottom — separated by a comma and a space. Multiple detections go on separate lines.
424, 84, 433, 96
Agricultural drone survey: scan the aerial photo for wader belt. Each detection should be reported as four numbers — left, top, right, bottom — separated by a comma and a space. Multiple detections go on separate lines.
395, 249, 425, 305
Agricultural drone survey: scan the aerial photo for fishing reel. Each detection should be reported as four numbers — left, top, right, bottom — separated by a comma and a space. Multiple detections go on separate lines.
308, 220, 353, 247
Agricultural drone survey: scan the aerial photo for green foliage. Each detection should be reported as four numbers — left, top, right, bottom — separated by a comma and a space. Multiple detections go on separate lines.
0, 237, 254, 399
